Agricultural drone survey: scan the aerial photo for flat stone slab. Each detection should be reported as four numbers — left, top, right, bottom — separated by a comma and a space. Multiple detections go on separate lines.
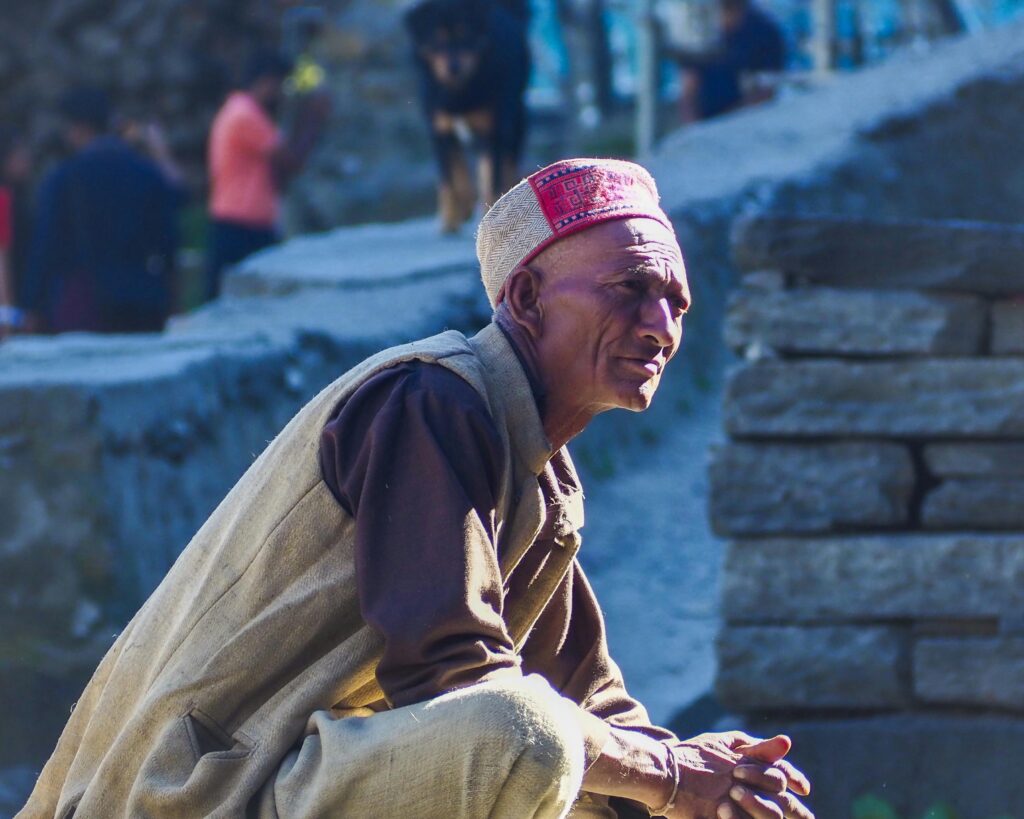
725, 287, 985, 357
922, 478, 1024, 529
731, 214, 1024, 295
725, 358, 1024, 438
716, 625, 907, 710
722, 534, 1024, 623
924, 442, 1024, 477
992, 300, 1024, 354
915, 637, 1024, 709
709, 442, 914, 536
757, 715, 1024, 819
224, 217, 478, 297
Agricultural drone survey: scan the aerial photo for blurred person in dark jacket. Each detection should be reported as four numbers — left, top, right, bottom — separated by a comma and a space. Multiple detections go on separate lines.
24, 87, 185, 333
670, 0, 786, 121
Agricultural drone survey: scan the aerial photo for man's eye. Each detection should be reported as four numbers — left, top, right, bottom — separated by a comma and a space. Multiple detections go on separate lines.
616, 280, 642, 293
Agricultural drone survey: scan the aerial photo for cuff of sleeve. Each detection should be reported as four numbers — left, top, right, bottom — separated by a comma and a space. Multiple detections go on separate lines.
575, 708, 614, 771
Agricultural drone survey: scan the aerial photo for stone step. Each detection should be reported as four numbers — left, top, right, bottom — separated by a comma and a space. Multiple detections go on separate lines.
725, 286, 986, 357
722, 534, 1024, 623
924, 442, 1024, 477
923, 478, 1024, 529
725, 358, 1024, 438
915, 637, 1024, 709
709, 442, 914, 536
993, 300, 1024, 354
716, 625, 908, 710
731, 214, 1024, 294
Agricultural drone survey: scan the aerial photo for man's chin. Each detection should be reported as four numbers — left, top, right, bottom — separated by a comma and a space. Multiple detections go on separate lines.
614, 379, 659, 412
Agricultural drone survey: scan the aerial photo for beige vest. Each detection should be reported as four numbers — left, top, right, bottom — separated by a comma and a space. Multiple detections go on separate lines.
20, 323, 583, 819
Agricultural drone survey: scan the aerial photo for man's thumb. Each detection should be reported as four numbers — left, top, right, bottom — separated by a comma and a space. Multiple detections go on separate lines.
735, 734, 792, 762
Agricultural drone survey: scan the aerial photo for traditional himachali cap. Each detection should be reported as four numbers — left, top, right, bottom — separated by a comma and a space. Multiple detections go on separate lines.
476, 158, 676, 308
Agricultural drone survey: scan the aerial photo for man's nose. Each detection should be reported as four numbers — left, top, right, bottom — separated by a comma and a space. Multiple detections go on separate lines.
639, 296, 680, 349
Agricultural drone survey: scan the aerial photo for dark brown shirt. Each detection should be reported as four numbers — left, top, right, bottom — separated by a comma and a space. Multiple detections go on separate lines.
319, 357, 675, 765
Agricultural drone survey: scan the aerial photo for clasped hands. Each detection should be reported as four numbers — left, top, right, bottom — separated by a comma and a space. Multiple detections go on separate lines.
661, 731, 813, 819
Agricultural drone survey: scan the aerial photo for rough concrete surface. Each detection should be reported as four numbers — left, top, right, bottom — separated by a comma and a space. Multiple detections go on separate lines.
709, 441, 915, 535
753, 715, 1024, 819
732, 214, 1024, 293
725, 286, 985, 357
924, 442, 1024, 477
922, 478, 1024, 529
722, 534, 1024, 623
914, 637, 1024, 708
725, 358, 1024, 438
991, 300, 1024, 354
716, 625, 907, 710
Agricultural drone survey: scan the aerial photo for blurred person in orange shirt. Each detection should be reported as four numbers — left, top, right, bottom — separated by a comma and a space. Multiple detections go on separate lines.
205, 49, 329, 300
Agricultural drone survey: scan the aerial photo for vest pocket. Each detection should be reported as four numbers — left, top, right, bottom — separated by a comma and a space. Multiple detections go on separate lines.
184, 706, 252, 761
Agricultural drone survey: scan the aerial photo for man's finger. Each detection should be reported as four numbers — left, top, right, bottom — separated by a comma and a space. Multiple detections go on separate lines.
716, 801, 756, 819
728, 785, 784, 819
775, 790, 815, 819
733, 763, 788, 794
734, 734, 792, 763
773, 759, 811, 796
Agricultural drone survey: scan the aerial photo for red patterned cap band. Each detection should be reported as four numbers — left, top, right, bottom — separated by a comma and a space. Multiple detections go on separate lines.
528, 160, 670, 237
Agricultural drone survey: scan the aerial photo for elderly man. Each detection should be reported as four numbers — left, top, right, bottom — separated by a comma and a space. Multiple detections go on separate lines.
20, 159, 812, 819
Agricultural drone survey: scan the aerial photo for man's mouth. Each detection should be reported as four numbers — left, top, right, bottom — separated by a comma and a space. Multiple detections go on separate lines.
620, 357, 662, 376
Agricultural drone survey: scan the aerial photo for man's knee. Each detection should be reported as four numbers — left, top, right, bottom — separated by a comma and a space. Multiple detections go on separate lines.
442, 674, 586, 811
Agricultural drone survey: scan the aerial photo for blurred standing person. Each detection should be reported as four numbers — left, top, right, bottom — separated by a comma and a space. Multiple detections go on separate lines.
23, 88, 185, 333
0, 129, 33, 339
669, 0, 786, 121
205, 50, 329, 300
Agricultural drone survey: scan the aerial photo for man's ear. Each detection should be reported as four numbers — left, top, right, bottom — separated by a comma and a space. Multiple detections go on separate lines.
502, 265, 544, 339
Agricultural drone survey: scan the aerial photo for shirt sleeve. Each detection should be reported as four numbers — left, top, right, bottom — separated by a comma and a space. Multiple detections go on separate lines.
521, 559, 678, 767
320, 361, 523, 708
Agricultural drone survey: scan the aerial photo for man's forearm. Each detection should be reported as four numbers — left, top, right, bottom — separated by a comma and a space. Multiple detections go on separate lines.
581, 726, 675, 813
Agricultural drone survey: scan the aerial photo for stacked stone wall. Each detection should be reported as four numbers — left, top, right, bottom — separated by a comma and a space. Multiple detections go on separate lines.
713, 213, 1024, 818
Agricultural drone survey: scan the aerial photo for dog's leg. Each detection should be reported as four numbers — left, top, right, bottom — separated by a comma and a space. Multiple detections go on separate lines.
450, 141, 476, 225
467, 109, 502, 210
431, 113, 464, 233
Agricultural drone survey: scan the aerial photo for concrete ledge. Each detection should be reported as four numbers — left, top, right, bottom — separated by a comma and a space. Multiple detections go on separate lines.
709, 442, 914, 535
725, 358, 1024, 438
722, 534, 1024, 622
915, 637, 1024, 708
725, 287, 986, 357
716, 625, 907, 710
731, 214, 1024, 293
754, 715, 1024, 819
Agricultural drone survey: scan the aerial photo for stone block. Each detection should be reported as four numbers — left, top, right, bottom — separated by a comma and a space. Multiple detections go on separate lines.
722, 534, 1024, 622
725, 358, 1024, 438
709, 442, 914, 535
922, 479, 1024, 529
716, 625, 907, 709
924, 442, 1024, 477
725, 287, 985, 357
731, 214, 1024, 294
992, 300, 1024, 354
915, 637, 1024, 709
753, 715, 1024, 819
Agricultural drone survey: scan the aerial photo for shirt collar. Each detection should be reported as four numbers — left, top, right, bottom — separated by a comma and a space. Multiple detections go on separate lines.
469, 322, 553, 476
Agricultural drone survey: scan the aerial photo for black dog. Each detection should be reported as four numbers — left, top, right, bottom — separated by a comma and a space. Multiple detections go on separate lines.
404, 0, 531, 232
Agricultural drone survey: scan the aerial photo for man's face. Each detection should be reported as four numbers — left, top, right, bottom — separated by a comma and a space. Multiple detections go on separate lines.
532, 217, 690, 414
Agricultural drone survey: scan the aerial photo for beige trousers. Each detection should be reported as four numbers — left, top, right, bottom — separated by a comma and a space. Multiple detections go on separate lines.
257, 675, 618, 818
